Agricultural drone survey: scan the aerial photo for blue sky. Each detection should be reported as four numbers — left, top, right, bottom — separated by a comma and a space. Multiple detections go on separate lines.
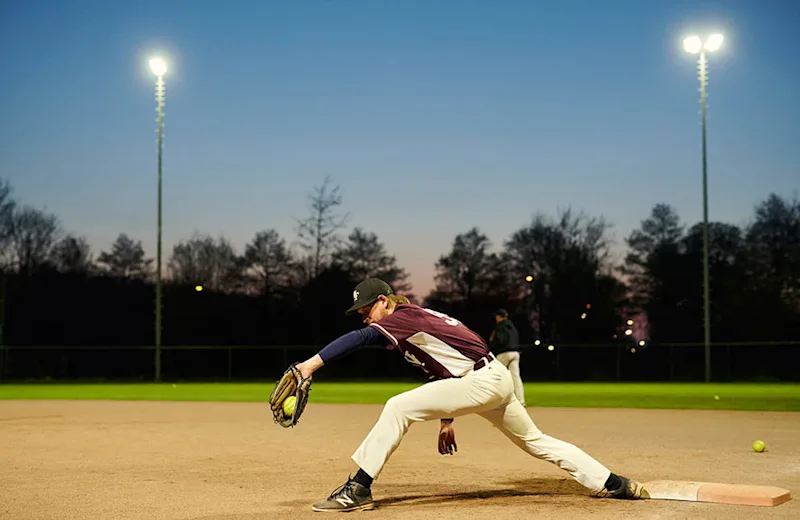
1, 0, 798, 296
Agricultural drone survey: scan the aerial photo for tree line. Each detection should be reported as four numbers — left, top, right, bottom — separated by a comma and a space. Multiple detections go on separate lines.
0, 175, 798, 351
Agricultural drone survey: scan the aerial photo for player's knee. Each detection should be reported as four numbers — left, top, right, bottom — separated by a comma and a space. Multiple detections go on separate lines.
383, 395, 403, 414
525, 430, 544, 442
515, 424, 543, 442
383, 394, 415, 418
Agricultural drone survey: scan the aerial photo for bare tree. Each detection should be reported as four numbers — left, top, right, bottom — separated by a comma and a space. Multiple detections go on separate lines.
243, 229, 295, 297
745, 193, 800, 307
506, 209, 613, 287
433, 227, 502, 304
96, 233, 153, 280
620, 203, 687, 337
50, 235, 94, 274
294, 176, 350, 280
333, 228, 412, 293
168, 233, 242, 292
0, 179, 17, 269
503, 208, 620, 342
7, 206, 61, 274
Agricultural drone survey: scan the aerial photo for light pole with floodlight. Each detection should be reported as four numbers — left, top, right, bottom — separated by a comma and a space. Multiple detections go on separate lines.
149, 57, 167, 382
683, 34, 723, 383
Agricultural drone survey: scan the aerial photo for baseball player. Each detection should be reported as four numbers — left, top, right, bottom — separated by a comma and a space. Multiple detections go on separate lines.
489, 308, 525, 406
294, 278, 646, 512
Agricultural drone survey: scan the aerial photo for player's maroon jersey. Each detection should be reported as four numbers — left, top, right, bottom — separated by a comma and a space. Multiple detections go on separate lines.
369, 304, 491, 380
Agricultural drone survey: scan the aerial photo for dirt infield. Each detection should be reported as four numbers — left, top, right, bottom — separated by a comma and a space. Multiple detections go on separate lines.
1, 400, 797, 520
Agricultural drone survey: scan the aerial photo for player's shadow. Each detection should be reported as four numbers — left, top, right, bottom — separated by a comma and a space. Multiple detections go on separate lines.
375, 477, 587, 508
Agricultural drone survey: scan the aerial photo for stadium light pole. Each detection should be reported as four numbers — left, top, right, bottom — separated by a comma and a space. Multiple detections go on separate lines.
149, 57, 167, 383
683, 34, 723, 383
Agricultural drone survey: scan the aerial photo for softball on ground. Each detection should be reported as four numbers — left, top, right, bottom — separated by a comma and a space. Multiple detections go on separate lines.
283, 396, 297, 416
752, 440, 766, 452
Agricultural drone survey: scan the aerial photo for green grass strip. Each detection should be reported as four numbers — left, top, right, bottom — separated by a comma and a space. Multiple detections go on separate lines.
1, 382, 798, 411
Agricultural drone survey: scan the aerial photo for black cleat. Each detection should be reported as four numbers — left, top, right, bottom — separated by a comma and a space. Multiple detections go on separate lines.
312, 478, 375, 512
596, 476, 649, 500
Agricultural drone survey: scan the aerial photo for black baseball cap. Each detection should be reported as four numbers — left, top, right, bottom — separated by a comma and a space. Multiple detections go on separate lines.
345, 278, 394, 315
494, 308, 509, 318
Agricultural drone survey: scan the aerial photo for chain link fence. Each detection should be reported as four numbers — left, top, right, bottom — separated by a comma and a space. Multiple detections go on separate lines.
0, 341, 797, 382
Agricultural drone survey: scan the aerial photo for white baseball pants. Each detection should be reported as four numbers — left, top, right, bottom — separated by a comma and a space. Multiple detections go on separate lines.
495, 351, 526, 406
351, 360, 611, 492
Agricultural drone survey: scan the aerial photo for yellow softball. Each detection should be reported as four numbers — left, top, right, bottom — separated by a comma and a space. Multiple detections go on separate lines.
283, 396, 297, 416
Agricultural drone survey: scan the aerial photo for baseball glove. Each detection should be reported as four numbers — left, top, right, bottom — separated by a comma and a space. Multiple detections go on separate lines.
269, 362, 312, 428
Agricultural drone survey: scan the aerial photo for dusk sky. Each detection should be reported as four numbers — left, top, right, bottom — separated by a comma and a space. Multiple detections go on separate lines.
2, 0, 798, 297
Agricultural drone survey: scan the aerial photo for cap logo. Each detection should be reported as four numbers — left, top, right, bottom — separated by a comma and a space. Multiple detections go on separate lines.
353, 290, 359, 303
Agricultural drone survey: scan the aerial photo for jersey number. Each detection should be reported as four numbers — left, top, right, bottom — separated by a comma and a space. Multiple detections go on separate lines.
422, 308, 460, 326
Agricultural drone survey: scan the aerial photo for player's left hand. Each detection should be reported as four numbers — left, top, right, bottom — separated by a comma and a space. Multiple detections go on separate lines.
438, 420, 457, 455
268, 363, 312, 428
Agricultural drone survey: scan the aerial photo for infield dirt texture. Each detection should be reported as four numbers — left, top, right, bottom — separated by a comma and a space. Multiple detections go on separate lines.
1, 400, 797, 519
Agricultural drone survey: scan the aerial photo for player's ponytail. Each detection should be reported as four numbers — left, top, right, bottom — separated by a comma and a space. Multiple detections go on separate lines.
386, 294, 410, 308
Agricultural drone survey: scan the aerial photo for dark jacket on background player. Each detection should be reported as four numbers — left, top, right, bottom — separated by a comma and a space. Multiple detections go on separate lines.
489, 313, 519, 355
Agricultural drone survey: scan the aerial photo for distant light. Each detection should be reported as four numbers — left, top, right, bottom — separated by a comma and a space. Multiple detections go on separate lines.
626, 319, 634, 326
612, 334, 618, 339
195, 285, 203, 292
580, 313, 587, 319
638, 340, 645, 347
534, 339, 541, 346
525, 275, 534, 283
585, 304, 591, 310
547, 345, 555, 351
631, 347, 637, 354
683, 36, 702, 54
149, 57, 168, 76
624, 329, 633, 336
705, 34, 724, 52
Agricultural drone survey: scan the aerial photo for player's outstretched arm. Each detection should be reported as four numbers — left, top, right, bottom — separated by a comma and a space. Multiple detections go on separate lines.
296, 327, 387, 379
296, 354, 324, 379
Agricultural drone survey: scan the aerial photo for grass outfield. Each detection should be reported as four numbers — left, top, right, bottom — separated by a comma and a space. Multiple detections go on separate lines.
0, 382, 799, 411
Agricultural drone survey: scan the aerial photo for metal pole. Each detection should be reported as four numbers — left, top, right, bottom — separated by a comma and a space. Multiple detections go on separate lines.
0, 273, 5, 380
155, 74, 165, 382
698, 52, 712, 383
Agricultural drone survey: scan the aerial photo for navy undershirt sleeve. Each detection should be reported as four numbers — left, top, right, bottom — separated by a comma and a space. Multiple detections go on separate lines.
318, 326, 389, 364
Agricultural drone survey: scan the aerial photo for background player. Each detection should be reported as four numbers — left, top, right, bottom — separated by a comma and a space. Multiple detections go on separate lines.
489, 308, 525, 406
293, 278, 647, 512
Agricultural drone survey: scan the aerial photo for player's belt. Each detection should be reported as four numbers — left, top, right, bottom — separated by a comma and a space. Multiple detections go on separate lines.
472, 352, 496, 371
